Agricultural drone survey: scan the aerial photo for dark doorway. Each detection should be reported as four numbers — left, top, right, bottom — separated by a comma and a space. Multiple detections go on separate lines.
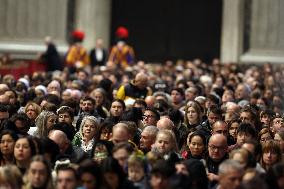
111, 0, 222, 63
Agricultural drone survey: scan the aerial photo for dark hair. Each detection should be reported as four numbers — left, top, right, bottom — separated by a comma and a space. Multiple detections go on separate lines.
243, 139, 262, 162
51, 122, 76, 141
120, 107, 143, 125
151, 159, 175, 178
112, 142, 134, 154
40, 137, 60, 165
167, 108, 184, 125
101, 157, 126, 182
77, 159, 102, 188
266, 162, 284, 189
82, 96, 96, 105
16, 136, 37, 157
0, 104, 8, 112
133, 99, 147, 109
145, 107, 160, 120
207, 106, 223, 117
171, 88, 185, 97
57, 165, 79, 180
111, 99, 126, 110
57, 106, 74, 118
237, 123, 257, 139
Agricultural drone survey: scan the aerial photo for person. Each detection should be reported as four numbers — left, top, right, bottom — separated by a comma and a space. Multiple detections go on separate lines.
112, 142, 134, 169
0, 164, 23, 189
142, 108, 160, 127
89, 38, 108, 68
127, 153, 150, 189
212, 120, 235, 145
23, 155, 54, 189
48, 129, 86, 163
182, 131, 206, 160
77, 159, 103, 189
170, 88, 185, 110
0, 130, 18, 166
258, 128, 273, 146
228, 119, 241, 142
260, 140, 282, 171
216, 159, 244, 189
116, 72, 151, 102
34, 110, 57, 137
56, 166, 78, 189
72, 116, 99, 156
65, 29, 89, 73
111, 122, 131, 145
139, 126, 159, 153
205, 134, 228, 187
271, 115, 284, 135
24, 101, 42, 127
101, 156, 136, 189
90, 88, 110, 118
274, 130, 284, 155
98, 121, 114, 141
183, 100, 204, 130
108, 26, 135, 69
106, 99, 126, 124
14, 136, 37, 174
57, 106, 75, 127
229, 148, 256, 170
40, 36, 63, 72
91, 140, 113, 164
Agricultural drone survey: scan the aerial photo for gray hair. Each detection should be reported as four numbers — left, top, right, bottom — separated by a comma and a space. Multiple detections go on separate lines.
143, 125, 159, 136
79, 116, 99, 136
218, 159, 244, 175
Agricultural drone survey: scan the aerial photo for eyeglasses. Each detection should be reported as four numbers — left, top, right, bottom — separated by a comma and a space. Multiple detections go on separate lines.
208, 145, 226, 151
143, 114, 155, 119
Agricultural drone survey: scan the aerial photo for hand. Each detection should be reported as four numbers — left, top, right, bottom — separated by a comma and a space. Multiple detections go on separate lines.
207, 173, 219, 182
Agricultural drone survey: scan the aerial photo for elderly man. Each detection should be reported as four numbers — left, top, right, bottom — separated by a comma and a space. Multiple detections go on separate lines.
140, 125, 159, 153
111, 122, 131, 145
212, 120, 235, 145
217, 160, 243, 189
206, 134, 228, 187
156, 118, 175, 130
116, 72, 151, 101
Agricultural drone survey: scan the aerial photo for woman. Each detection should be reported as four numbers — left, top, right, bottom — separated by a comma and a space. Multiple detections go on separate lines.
14, 136, 37, 174
72, 116, 99, 156
23, 155, 54, 189
228, 119, 241, 142
274, 130, 284, 155
90, 88, 110, 118
0, 130, 18, 166
34, 111, 57, 137
260, 140, 282, 171
181, 131, 206, 160
152, 129, 178, 158
24, 102, 42, 126
184, 100, 204, 129
258, 128, 273, 146
0, 165, 23, 189
92, 140, 114, 164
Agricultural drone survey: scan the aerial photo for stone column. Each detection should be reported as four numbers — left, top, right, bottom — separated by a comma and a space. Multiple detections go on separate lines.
220, 0, 244, 63
75, 0, 111, 50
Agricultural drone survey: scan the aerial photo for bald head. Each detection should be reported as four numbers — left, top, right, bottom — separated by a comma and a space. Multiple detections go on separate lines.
156, 118, 174, 130
226, 102, 240, 114
145, 96, 156, 108
208, 134, 228, 161
212, 120, 228, 137
48, 130, 69, 154
112, 123, 130, 145
134, 73, 148, 90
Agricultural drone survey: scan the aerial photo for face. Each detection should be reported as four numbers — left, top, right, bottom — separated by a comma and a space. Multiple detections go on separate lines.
46, 116, 57, 129
104, 172, 119, 189
143, 110, 158, 126
140, 131, 154, 151
188, 135, 205, 157
14, 138, 32, 162
272, 118, 284, 133
57, 170, 77, 189
186, 107, 199, 124
240, 112, 253, 124
93, 91, 104, 106
235, 85, 246, 100
222, 90, 234, 103
212, 123, 228, 137
274, 134, 284, 152
58, 113, 73, 125
175, 163, 189, 175
171, 90, 183, 104
81, 173, 96, 189
229, 122, 239, 139
260, 114, 271, 126
208, 138, 227, 161
0, 134, 15, 156
93, 143, 108, 164
82, 120, 97, 140
260, 133, 272, 145
26, 105, 38, 120
263, 151, 278, 166
237, 132, 253, 146
219, 169, 242, 189
82, 100, 94, 113
110, 101, 124, 117
5, 91, 17, 104
154, 133, 172, 155
208, 112, 221, 125
113, 148, 129, 168
100, 128, 111, 141
128, 164, 145, 182
28, 161, 48, 188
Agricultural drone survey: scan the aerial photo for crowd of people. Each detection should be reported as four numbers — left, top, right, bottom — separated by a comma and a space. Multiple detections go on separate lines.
0, 28, 284, 189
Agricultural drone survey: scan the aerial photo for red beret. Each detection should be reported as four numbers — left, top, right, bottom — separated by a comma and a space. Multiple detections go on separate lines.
72, 30, 85, 40
116, 26, 129, 39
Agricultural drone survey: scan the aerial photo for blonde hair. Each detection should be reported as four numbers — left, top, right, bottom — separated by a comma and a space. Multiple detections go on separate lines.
0, 165, 23, 189
155, 129, 178, 152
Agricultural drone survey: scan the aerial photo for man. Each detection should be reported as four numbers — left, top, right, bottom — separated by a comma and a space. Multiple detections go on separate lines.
57, 106, 75, 126
111, 122, 131, 145
156, 118, 175, 130
217, 159, 243, 189
235, 83, 251, 102
140, 125, 159, 153
112, 142, 134, 168
89, 38, 108, 67
271, 115, 284, 134
56, 166, 78, 189
170, 88, 185, 110
142, 108, 160, 127
48, 130, 86, 163
145, 95, 156, 109
212, 120, 235, 145
116, 72, 151, 101
206, 134, 228, 187
105, 99, 126, 124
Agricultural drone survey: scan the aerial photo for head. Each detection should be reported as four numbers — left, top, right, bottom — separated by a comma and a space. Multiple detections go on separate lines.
90, 88, 106, 107
57, 106, 74, 126
112, 123, 130, 145
156, 118, 174, 130
77, 160, 102, 189
0, 165, 23, 189
208, 134, 228, 162
258, 128, 273, 146
79, 116, 99, 141
48, 130, 69, 154
140, 126, 159, 152
218, 160, 244, 189
187, 131, 206, 157
92, 140, 113, 164
171, 88, 184, 105
153, 129, 178, 156
127, 153, 147, 182
228, 119, 241, 140
142, 108, 160, 127
35, 111, 57, 138
112, 142, 134, 168
14, 136, 36, 166
134, 73, 148, 90
24, 102, 42, 121
212, 120, 229, 137
236, 123, 257, 146
229, 148, 256, 169
184, 100, 203, 125
56, 166, 78, 189
81, 96, 96, 114
110, 99, 125, 117
0, 130, 18, 159
261, 141, 282, 171
207, 106, 223, 126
